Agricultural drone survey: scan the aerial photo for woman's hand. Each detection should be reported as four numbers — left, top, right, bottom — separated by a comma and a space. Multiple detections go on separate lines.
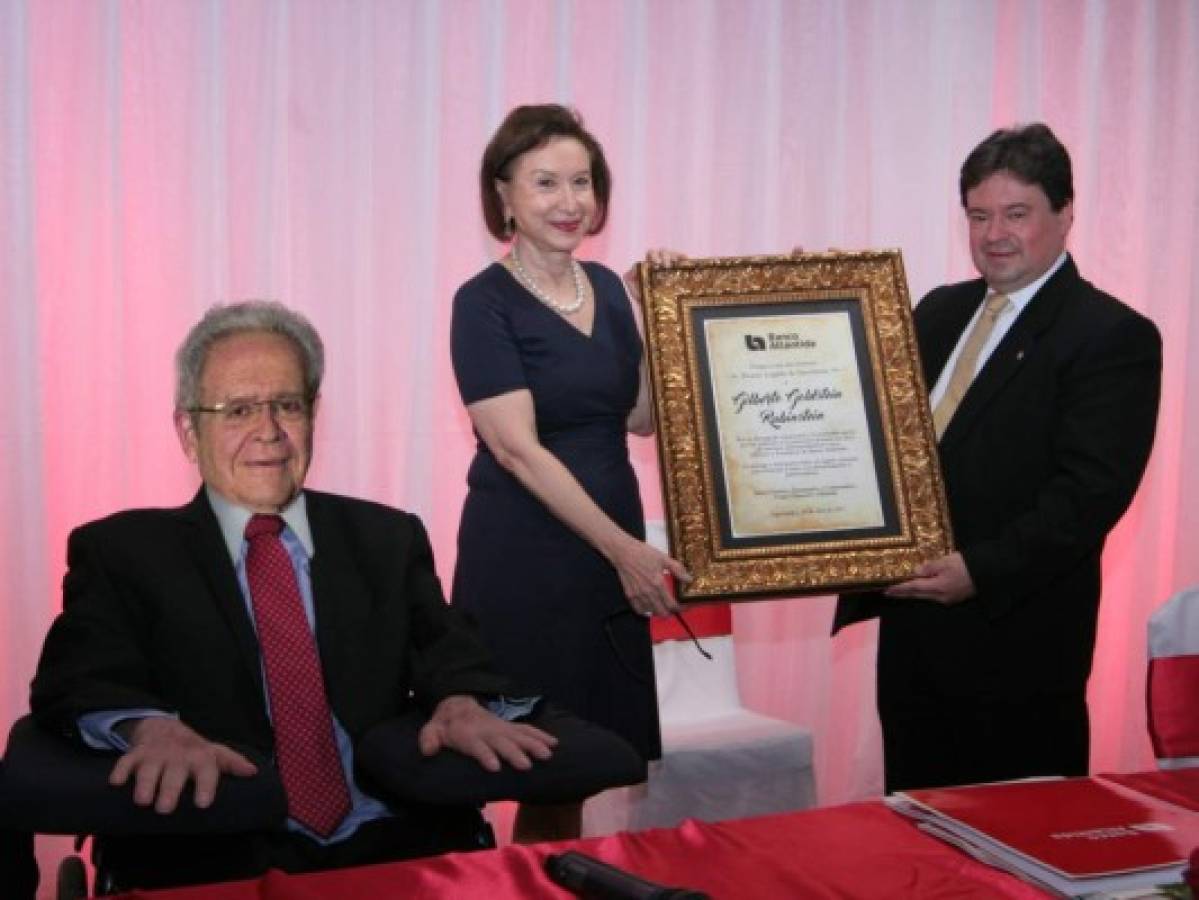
623, 248, 689, 302
609, 535, 691, 617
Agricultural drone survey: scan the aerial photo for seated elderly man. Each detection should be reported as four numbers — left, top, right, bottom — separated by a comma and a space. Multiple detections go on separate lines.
29, 301, 569, 890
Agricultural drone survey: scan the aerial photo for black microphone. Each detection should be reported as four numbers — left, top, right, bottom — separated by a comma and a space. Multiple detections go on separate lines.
544, 851, 710, 900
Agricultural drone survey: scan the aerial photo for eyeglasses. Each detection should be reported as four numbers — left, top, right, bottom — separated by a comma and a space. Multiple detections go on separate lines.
602, 607, 711, 685
188, 394, 314, 425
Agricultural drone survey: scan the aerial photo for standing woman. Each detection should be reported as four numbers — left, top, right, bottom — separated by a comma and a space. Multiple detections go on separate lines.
450, 105, 689, 842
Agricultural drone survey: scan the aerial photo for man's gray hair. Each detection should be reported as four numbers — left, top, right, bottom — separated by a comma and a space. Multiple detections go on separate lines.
174, 300, 325, 411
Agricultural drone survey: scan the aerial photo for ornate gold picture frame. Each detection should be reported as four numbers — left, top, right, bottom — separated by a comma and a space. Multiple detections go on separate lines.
639, 251, 952, 601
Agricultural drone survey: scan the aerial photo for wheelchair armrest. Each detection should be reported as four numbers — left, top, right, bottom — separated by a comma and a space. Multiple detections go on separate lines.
356, 703, 647, 807
0, 715, 287, 836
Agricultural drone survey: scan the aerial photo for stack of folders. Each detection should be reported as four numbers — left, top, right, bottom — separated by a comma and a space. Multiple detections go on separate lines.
888, 775, 1199, 898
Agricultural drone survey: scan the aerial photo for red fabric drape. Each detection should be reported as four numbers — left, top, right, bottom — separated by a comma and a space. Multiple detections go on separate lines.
115, 804, 1051, 900
1147, 655, 1199, 758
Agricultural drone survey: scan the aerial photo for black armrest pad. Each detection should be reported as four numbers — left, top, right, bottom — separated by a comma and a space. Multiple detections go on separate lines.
356, 703, 647, 807
0, 716, 286, 835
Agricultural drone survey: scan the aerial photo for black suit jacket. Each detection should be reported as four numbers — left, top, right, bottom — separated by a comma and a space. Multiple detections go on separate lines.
835, 256, 1161, 698
31, 488, 511, 756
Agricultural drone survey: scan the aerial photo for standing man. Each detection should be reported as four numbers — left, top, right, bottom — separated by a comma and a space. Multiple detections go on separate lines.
835, 124, 1162, 792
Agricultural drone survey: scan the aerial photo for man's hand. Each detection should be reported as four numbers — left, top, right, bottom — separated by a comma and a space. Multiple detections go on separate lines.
109, 717, 257, 814
883, 552, 976, 606
418, 696, 557, 773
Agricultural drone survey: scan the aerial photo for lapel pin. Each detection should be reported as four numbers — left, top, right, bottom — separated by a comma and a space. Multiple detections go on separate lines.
1016, 350, 1025, 362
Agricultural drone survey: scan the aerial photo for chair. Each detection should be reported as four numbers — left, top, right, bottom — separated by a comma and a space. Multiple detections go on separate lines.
582, 523, 816, 835
0, 714, 288, 898
1147, 586, 1199, 769
356, 702, 647, 806
0, 703, 643, 896
0, 758, 39, 900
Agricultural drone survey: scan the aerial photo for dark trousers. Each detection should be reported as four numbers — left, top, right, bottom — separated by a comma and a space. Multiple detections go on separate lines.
0, 829, 38, 900
878, 687, 1089, 793
95, 805, 490, 892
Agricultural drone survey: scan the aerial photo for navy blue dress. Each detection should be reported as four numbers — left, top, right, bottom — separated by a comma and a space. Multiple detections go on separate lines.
450, 261, 661, 760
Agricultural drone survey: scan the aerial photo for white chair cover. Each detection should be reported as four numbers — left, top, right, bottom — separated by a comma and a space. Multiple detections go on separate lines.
1147, 586, 1199, 769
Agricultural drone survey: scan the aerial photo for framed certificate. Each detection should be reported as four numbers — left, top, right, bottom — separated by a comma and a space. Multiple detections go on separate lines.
639, 250, 952, 601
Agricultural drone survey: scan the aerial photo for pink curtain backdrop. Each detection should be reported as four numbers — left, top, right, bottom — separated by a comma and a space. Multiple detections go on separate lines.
3, 0, 1197, 882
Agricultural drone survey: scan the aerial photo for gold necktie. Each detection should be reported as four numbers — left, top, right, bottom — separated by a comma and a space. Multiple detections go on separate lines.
932, 293, 1011, 438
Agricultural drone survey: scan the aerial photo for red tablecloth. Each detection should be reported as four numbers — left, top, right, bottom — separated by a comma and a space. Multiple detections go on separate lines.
116, 801, 1052, 899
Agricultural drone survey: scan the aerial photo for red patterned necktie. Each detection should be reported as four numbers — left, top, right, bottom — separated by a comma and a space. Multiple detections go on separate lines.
244, 513, 351, 837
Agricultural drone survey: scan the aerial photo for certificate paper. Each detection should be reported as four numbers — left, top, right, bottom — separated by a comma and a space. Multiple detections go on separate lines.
704, 312, 885, 538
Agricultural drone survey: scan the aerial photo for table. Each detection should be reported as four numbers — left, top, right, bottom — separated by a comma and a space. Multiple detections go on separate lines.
117, 800, 1052, 899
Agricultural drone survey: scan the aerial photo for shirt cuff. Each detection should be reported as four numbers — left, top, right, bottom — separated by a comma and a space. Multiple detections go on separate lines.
485, 695, 540, 722
77, 709, 177, 751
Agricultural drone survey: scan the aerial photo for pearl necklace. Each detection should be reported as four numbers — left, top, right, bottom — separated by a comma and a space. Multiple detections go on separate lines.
510, 242, 586, 315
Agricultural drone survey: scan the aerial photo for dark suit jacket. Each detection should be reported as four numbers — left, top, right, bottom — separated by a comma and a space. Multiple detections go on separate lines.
835, 256, 1161, 700
31, 488, 511, 756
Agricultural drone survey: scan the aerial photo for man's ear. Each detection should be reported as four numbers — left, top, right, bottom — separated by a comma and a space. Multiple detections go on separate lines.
1058, 199, 1075, 239
174, 410, 199, 463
